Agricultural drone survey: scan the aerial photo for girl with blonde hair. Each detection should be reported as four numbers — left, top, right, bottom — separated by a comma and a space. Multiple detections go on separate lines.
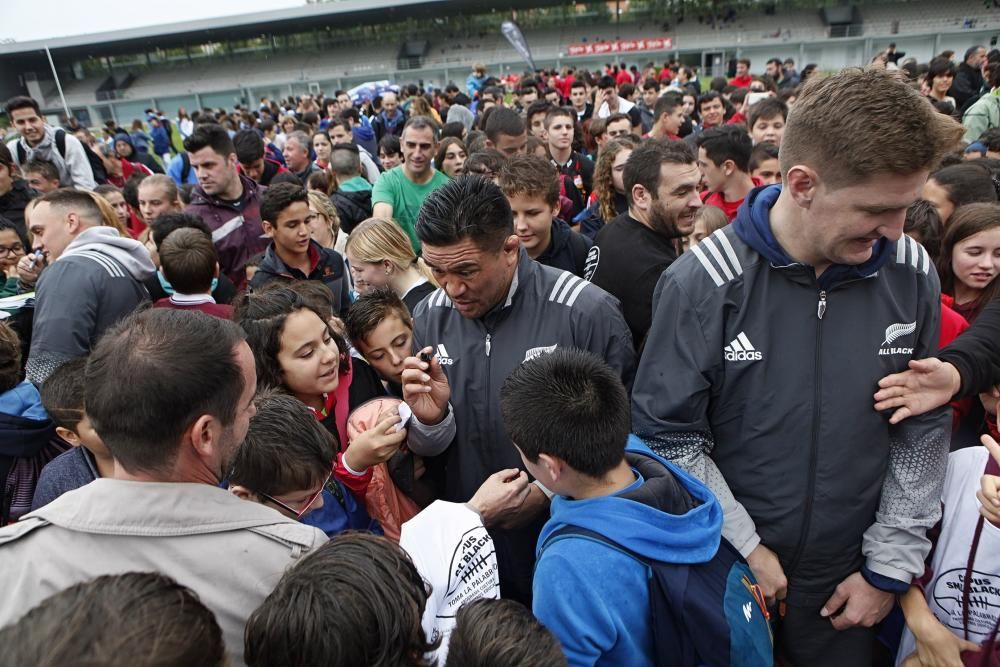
344, 218, 437, 314
306, 191, 348, 255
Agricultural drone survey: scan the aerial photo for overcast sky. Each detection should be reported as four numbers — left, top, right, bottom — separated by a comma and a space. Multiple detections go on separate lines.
2, 0, 306, 42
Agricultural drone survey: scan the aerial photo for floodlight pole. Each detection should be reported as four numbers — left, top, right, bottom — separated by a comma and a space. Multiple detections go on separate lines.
44, 46, 72, 122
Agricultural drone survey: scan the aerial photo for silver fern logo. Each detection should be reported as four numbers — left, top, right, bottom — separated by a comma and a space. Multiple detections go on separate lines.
879, 322, 916, 356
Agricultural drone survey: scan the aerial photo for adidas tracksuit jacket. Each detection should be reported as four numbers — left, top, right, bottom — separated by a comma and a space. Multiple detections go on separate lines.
632, 186, 950, 605
412, 248, 635, 602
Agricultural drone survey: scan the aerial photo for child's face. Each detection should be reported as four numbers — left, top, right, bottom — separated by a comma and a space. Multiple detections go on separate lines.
952, 229, 1000, 297
265, 201, 313, 258
751, 158, 781, 186
691, 218, 711, 246
506, 192, 557, 258
750, 115, 785, 147
356, 315, 413, 385
0, 228, 25, 274
67, 414, 112, 459
379, 151, 402, 171
232, 477, 328, 521
278, 309, 342, 400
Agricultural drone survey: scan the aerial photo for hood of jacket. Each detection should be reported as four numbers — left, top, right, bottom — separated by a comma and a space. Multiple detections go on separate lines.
732, 183, 894, 290
0, 380, 54, 458
446, 104, 476, 132
538, 436, 722, 564
60, 226, 156, 281
113, 132, 139, 158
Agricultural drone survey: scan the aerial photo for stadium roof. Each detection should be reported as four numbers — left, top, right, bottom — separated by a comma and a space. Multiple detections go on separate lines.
0, 0, 559, 57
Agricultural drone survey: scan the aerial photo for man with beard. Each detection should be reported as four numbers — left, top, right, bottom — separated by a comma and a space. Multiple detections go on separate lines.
585, 139, 701, 349
0, 308, 327, 666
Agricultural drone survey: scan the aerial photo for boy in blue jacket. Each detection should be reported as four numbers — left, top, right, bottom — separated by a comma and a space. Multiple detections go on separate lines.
499, 347, 726, 666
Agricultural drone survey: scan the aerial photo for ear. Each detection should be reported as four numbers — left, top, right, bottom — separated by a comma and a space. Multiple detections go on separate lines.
502, 234, 520, 260
55, 426, 82, 447
229, 485, 257, 502
484, 139, 495, 150
784, 165, 818, 209
630, 183, 650, 210
722, 158, 737, 177
187, 414, 220, 462
262, 220, 275, 237
548, 201, 562, 219
536, 453, 563, 483
65, 212, 83, 234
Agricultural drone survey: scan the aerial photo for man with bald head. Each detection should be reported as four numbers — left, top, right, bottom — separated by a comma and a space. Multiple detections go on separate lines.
373, 91, 408, 144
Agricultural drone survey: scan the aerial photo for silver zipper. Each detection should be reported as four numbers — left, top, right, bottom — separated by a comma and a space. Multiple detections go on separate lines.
817, 290, 827, 320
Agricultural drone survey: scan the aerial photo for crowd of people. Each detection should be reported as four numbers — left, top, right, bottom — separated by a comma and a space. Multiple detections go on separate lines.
0, 42, 998, 667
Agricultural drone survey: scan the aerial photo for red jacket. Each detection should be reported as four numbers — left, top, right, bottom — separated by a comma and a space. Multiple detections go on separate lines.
941, 294, 972, 432
729, 74, 753, 88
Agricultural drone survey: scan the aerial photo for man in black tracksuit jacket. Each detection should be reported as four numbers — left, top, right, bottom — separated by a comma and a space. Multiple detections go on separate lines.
634, 184, 950, 665
632, 68, 964, 667
407, 177, 634, 605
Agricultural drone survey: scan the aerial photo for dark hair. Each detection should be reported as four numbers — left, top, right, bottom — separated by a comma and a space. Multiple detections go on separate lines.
233, 284, 349, 391
748, 142, 780, 172
233, 129, 265, 164
402, 115, 440, 142
698, 90, 725, 111
86, 309, 247, 474
0, 322, 20, 394
485, 107, 526, 143
0, 572, 225, 667
642, 78, 660, 92
464, 149, 507, 179
597, 75, 616, 90
526, 100, 553, 124
261, 182, 309, 225
500, 348, 630, 477
24, 159, 59, 183
570, 79, 587, 91
605, 112, 631, 129
0, 218, 28, 268
40, 356, 87, 431
160, 227, 218, 295
4, 96, 39, 116
416, 176, 512, 252
905, 199, 944, 262
441, 121, 465, 140
122, 172, 147, 210
498, 154, 560, 207
747, 97, 788, 130
696, 125, 753, 173
927, 57, 957, 82
231, 390, 335, 496
269, 171, 303, 187
931, 163, 999, 209
345, 287, 413, 347
623, 138, 696, 205
938, 202, 1000, 320
652, 92, 683, 124
0, 143, 14, 173
379, 134, 401, 156
150, 212, 213, 250
93, 183, 122, 201
445, 598, 567, 667
729, 88, 748, 106
245, 533, 438, 667
981, 128, 1000, 152
542, 106, 574, 130
182, 123, 236, 158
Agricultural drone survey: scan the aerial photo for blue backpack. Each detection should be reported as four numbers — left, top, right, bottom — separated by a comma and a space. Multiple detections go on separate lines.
541, 525, 773, 667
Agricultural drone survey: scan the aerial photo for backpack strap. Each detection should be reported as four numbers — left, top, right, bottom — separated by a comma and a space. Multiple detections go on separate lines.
54, 128, 67, 159
180, 152, 191, 183
15, 141, 26, 165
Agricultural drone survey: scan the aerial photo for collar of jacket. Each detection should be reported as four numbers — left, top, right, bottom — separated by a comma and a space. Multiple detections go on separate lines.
479, 247, 528, 325
191, 173, 262, 209
732, 183, 893, 290
28, 478, 310, 537
261, 239, 324, 278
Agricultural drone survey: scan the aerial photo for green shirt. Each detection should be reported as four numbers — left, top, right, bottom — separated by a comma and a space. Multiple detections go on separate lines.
371, 165, 450, 254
